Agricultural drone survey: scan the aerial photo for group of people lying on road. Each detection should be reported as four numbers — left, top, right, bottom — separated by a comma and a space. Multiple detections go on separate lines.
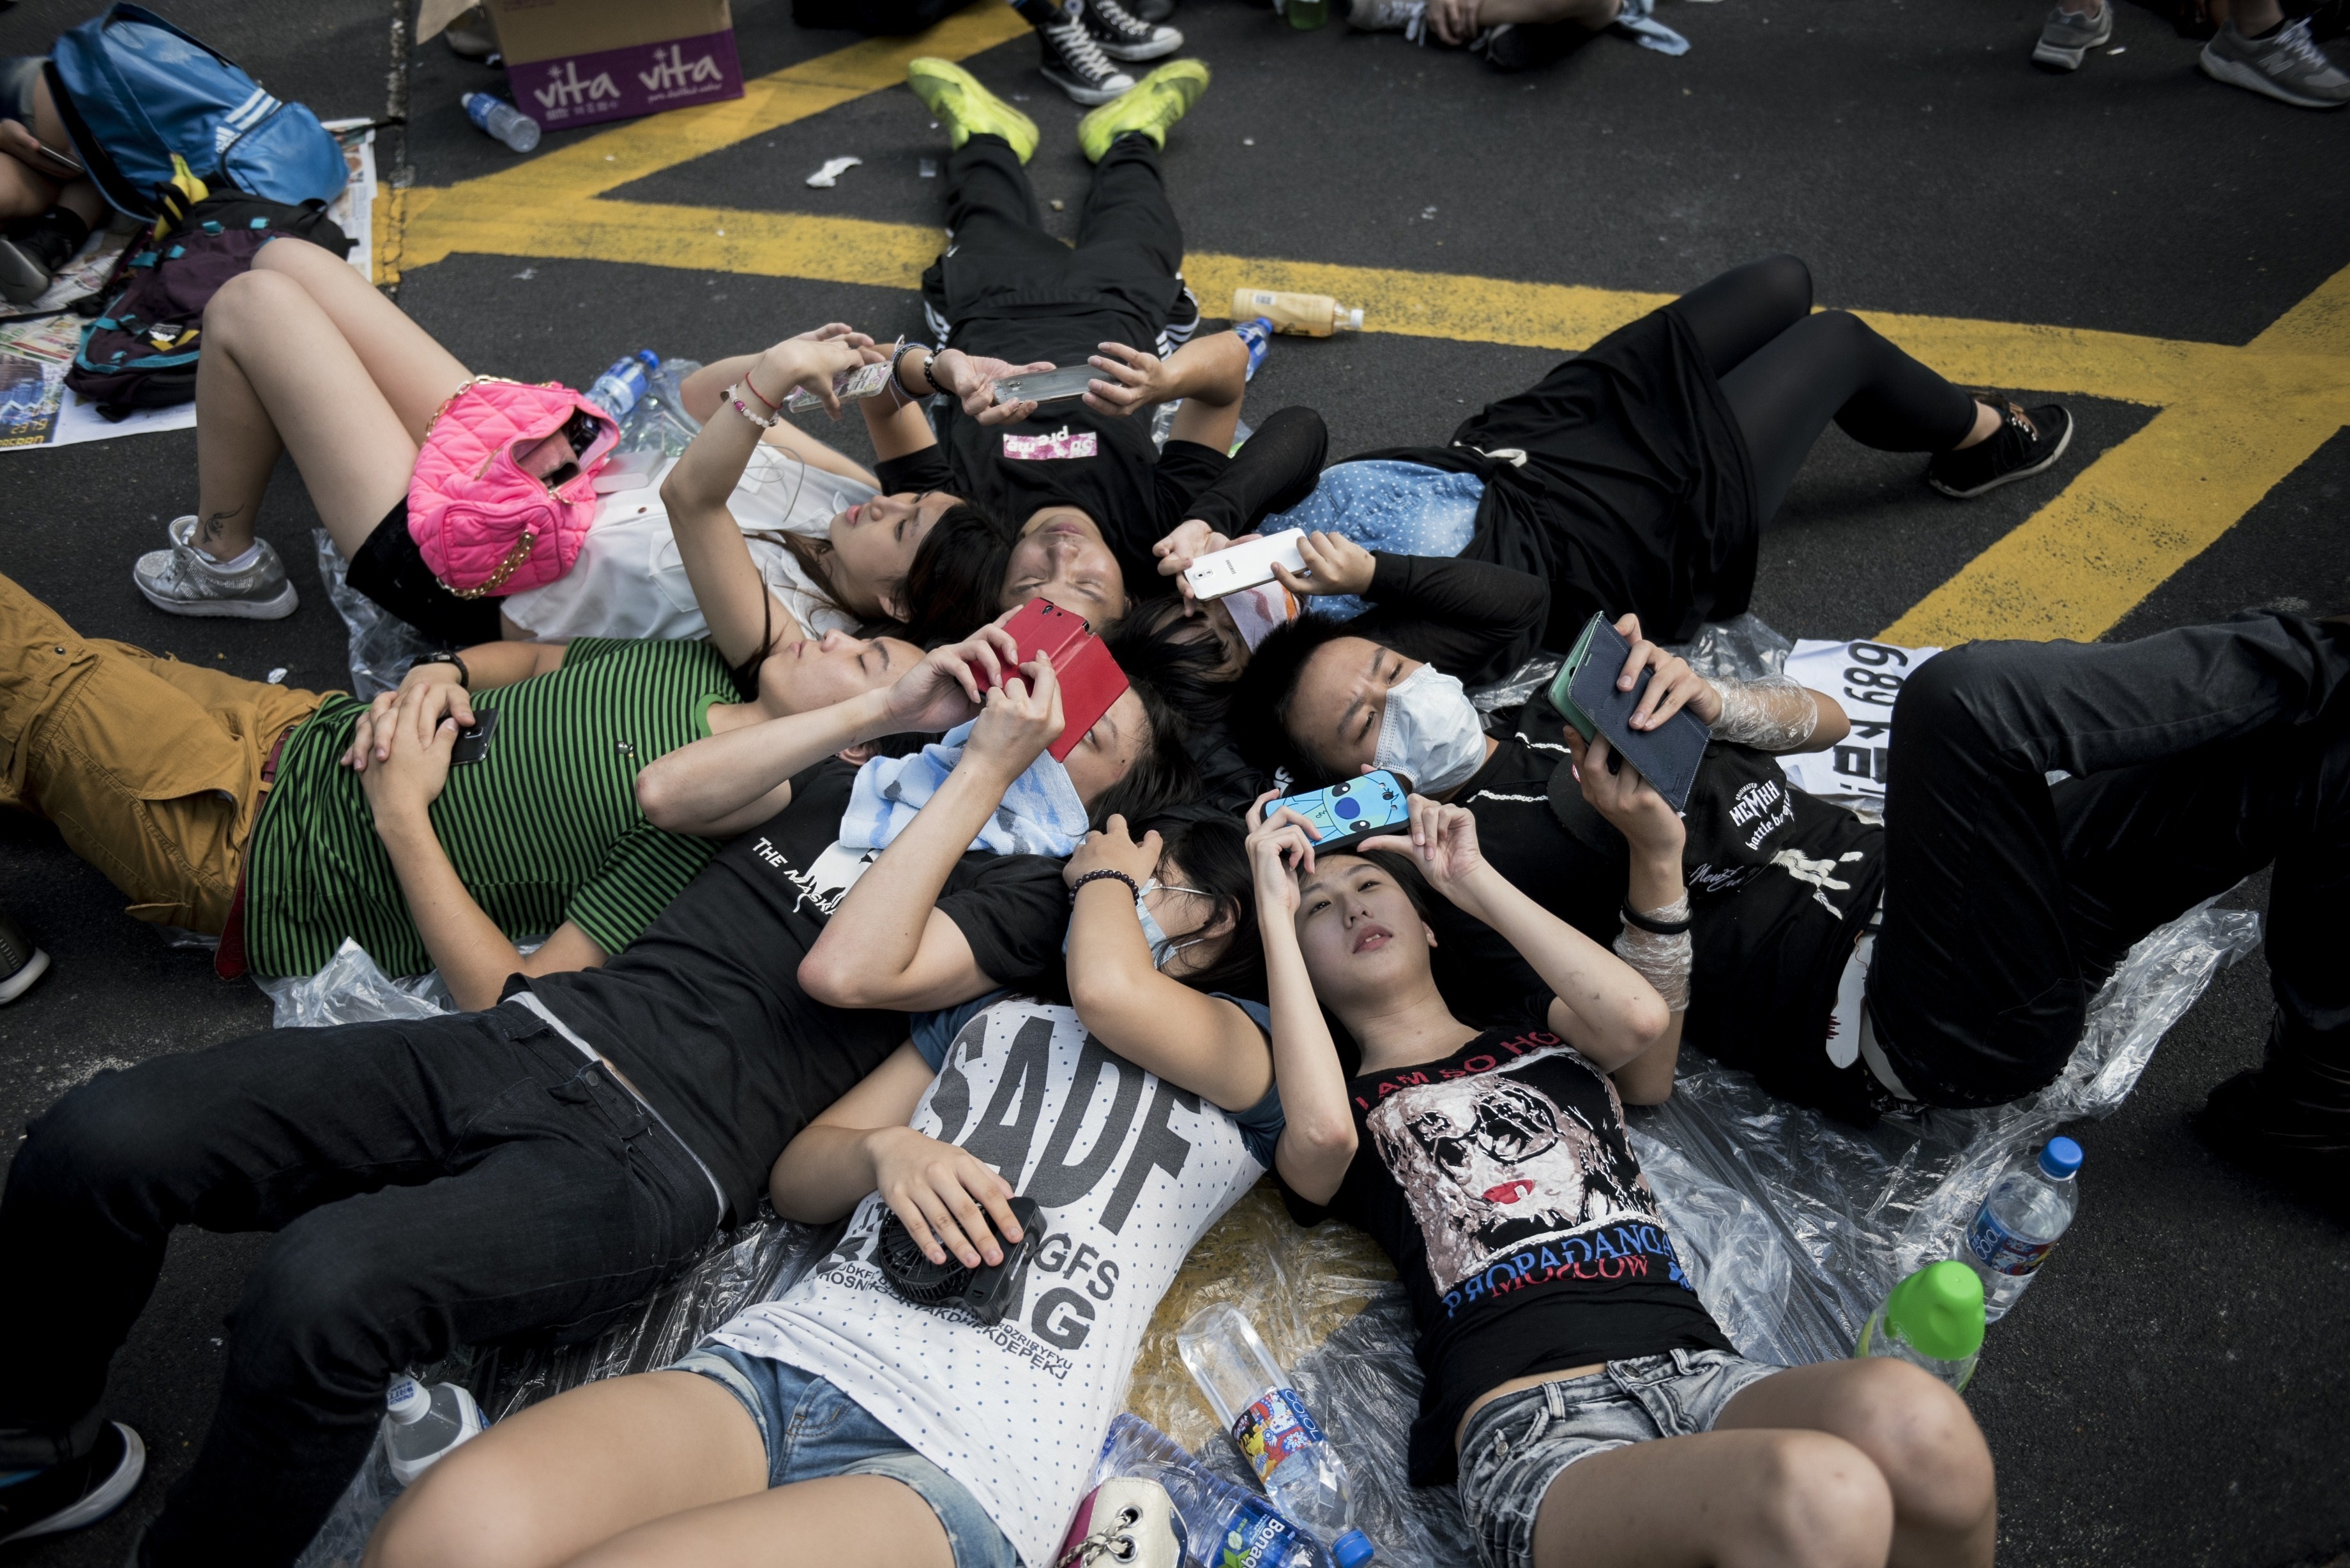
3, 54, 2343, 1568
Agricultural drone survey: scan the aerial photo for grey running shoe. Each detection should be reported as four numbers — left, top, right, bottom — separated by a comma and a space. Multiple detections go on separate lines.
132, 515, 300, 619
2200, 17, 2350, 108
1348, 0, 1427, 36
0, 905, 50, 1006
2033, 0, 2114, 70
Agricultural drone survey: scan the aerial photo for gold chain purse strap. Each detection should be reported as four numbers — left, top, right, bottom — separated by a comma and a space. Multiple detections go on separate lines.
425, 375, 575, 599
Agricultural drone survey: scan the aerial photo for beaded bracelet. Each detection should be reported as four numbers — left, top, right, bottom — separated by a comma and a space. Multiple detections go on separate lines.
1069, 868, 1141, 904
725, 382, 780, 429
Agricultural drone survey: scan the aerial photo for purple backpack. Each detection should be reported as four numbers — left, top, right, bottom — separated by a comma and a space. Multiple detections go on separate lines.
66, 193, 348, 419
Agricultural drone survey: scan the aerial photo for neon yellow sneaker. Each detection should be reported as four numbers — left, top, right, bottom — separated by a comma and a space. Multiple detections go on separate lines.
1076, 58, 1210, 163
906, 57, 1040, 164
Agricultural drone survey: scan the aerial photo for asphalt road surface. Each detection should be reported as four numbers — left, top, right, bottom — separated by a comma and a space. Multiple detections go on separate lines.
2, 0, 2346, 1564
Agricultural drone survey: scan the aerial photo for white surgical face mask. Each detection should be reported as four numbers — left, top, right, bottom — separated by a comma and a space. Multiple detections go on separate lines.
1062, 879, 1213, 970
1373, 663, 1487, 794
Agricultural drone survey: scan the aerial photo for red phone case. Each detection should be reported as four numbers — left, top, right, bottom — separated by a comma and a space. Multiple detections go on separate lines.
974, 599, 1131, 762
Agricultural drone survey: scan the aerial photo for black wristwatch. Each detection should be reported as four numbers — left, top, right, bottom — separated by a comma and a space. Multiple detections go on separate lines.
420, 651, 470, 689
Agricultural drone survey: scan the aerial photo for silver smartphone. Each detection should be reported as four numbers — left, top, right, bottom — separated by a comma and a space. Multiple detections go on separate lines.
783, 359, 895, 414
993, 365, 1100, 408
1182, 528, 1309, 601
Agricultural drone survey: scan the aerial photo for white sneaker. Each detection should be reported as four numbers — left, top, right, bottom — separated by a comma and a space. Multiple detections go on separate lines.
132, 515, 300, 619
1348, 0, 1427, 38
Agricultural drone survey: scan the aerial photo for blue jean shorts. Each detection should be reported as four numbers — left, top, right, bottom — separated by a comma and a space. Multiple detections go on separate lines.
1455, 1348, 1780, 1568
672, 1342, 1019, 1568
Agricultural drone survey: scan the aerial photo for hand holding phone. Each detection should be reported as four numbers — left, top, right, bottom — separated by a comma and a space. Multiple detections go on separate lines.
1182, 529, 1309, 601
971, 599, 1129, 762
992, 365, 1101, 409
450, 708, 499, 765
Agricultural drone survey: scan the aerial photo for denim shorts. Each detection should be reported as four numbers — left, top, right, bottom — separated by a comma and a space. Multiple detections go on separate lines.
1455, 1348, 1780, 1568
672, 1342, 1019, 1568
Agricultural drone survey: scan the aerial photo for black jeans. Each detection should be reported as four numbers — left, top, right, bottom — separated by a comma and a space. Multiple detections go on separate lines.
1870, 614, 2350, 1106
925, 132, 1185, 366
0, 1004, 716, 1567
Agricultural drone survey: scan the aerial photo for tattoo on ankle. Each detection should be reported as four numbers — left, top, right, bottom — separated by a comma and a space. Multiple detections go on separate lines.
198, 509, 243, 547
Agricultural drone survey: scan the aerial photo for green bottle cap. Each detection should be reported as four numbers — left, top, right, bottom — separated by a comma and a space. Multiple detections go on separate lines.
1886, 1260, 1985, 1362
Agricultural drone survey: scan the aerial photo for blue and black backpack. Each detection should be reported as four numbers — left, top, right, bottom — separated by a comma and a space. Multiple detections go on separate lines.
43, 4, 347, 220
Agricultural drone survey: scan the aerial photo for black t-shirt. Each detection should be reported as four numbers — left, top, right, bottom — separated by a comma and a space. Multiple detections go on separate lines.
1282, 1023, 1729, 1485
877, 430, 1229, 604
522, 760, 1072, 1223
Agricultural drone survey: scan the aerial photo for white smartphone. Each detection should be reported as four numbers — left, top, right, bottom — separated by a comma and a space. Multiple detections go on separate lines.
1182, 528, 1308, 601
591, 449, 662, 494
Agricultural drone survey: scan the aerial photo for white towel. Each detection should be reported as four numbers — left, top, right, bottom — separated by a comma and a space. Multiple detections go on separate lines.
841, 721, 1090, 859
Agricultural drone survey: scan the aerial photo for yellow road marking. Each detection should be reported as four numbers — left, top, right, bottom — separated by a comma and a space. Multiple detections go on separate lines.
379, 11, 2350, 647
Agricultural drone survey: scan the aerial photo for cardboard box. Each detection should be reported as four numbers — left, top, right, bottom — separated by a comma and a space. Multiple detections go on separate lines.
483, 0, 745, 131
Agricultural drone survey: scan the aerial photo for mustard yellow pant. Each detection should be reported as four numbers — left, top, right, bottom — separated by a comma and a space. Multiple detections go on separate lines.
0, 573, 324, 933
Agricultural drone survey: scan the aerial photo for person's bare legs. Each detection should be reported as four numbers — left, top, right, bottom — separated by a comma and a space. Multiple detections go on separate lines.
1713, 1359, 1996, 1568
1522, 1359, 1994, 1568
190, 266, 433, 560
366, 1368, 957, 1568
247, 237, 470, 439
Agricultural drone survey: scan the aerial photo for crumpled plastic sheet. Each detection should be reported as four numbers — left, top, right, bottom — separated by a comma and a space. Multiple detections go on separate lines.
1470, 652, 1561, 714
296, 1218, 837, 1567
255, 937, 450, 1029
314, 531, 441, 700
1666, 610, 1794, 682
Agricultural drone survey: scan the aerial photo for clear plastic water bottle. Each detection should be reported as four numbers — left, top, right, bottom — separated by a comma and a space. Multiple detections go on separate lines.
587, 349, 660, 419
618, 356, 705, 458
1177, 1303, 1376, 1568
1236, 316, 1274, 379
460, 92, 540, 154
1856, 1260, 1985, 1392
1961, 1136, 2082, 1322
383, 1375, 485, 1486
1097, 1413, 1333, 1568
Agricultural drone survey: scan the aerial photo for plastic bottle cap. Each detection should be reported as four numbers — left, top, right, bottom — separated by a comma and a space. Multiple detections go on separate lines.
1341, 308, 1365, 331
385, 1377, 430, 1422
1885, 1260, 1985, 1362
1331, 1528, 1376, 1568
2038, 1136, 2082, 1180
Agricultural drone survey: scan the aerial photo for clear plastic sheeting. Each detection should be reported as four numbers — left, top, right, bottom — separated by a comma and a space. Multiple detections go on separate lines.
1665, 610, 1794, 682
314, 531, 441, 700
255, 937, 451, 1029
1469, 653, 1561, 714
296, 1218, 836, 1567
1634, 897, 2259, 1367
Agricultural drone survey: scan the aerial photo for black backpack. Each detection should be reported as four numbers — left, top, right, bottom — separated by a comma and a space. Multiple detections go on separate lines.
65, 193, 350, 419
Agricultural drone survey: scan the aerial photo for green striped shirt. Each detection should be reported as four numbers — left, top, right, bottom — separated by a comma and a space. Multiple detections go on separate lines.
245, 638, 738, 979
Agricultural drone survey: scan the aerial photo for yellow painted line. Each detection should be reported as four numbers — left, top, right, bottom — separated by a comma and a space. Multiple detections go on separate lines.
1882, 263, 2350, 647
379, 10, 2350, 647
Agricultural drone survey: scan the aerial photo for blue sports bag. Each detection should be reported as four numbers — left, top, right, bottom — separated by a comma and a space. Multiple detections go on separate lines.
45, 4, 346, 220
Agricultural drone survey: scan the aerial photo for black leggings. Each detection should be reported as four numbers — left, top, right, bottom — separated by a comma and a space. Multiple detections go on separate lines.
1668, 255, 1982, 521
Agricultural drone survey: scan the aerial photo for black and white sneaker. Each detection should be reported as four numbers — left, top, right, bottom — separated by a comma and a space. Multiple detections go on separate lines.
1084, 0, 1183, 60
0, 1424, 146, 1546
1039, 4, 1140, 103
0, 905, 50, 1005
1925, 398, 2074, 498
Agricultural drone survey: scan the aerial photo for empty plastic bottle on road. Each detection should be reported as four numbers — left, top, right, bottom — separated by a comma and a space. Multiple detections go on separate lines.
383, 1375, 485, 1486
1231, 289, 1363, 338
1856, 1260, 1984, 1392
618, 356, 705, 458
1961, 1136, 2082, 1322
1236, 316, 1274, 378
588, 349, 661, 419
1098, 1413, 1333, 1568
1177, 1303, 1376, 1568
460, 92, 540, 153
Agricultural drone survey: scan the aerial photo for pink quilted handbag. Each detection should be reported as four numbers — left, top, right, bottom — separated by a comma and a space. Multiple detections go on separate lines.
407, 377, 618, 598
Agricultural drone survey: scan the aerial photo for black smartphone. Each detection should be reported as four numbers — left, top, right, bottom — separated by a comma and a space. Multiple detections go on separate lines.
450, 707, 499, 765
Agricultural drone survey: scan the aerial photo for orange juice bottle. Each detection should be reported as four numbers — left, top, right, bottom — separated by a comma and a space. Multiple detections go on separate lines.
1230, 288, 1363, 338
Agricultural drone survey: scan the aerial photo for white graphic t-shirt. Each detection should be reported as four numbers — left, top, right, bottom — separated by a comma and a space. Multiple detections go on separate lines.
710, 998, 1268, 1567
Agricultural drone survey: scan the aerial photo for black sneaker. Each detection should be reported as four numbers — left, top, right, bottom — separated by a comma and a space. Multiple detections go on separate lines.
1083, 0, 1184, 60
1039, 4, 1139, 104
0, 905, 50, 1005
0, 1423, 146, 1546
1925, 397, 2073, 498
0, 206, 92, 306
2196, 1069, 2350, 1216
1132, 0, 1178, 19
